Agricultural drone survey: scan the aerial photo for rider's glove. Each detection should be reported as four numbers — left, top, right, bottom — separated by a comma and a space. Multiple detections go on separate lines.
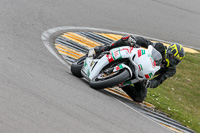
94, 45, 110, 54
128, 35, 139, 48
94, 46, 102, 54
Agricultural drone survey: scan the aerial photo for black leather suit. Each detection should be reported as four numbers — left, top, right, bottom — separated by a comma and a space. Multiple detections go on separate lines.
97, 35, 176, 102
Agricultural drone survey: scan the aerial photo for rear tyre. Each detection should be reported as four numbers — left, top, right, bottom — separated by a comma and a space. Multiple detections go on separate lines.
90, 69, 130, 90
71, 55, 87, 78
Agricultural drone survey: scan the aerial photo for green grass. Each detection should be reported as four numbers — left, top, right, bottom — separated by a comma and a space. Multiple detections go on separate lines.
145, 52, 200, 132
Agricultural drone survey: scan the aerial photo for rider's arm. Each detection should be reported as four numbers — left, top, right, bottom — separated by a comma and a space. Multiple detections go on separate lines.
149, 67, 176, 88
109, 35, 166, 56
111, 36, 153, 48
134, 36, 153, 48
95, 35, 134, 53
110, 35, 134, 48
135, 37, 166, 56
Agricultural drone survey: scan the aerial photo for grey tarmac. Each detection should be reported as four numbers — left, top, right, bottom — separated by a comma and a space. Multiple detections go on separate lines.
1, 0, 199, 132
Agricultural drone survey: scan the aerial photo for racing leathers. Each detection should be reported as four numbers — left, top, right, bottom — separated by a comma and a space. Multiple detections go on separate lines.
95, 35, 176, 102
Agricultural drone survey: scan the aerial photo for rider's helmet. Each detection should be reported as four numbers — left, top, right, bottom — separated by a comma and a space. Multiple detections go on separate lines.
166, 43, 185, 67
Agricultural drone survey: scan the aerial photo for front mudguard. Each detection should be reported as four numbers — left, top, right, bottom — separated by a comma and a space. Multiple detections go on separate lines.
113, 64, 133, 78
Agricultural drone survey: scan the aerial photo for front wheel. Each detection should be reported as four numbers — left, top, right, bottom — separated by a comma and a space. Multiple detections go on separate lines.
90, 69, 131, 90
71, 55, 87, 78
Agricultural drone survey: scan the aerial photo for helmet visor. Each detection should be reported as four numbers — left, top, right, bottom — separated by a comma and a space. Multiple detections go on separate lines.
167, 49, 181, 66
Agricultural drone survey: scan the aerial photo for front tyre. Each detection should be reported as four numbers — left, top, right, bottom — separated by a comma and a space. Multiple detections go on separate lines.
90, 69, 131, 90
71, 55, 87, 78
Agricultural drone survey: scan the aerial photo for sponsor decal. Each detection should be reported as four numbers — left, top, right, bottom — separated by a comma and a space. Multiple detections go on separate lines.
153, 61, 156, 67
120, 48, 129, 53
148, 53, 156, 68
119, 64, 123, 69
149, 58, 155, 68
110, 48, 122, 60
106, 54, 114, 63
130, 47, 134, 52
120, 47, 133, 53
138, 49, 145, 57
138, 64, 143, 71
116, 64, 123, 71
145, 74, 150, 79
84, 61, 90, 77
145, 72, 153, 79
116, 66, 120, 71
149, 73, 153, 78
138, 49, 141, 57
113, 50, 119, 58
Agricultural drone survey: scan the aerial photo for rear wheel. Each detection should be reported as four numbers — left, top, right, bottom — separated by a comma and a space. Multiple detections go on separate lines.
90, 69, 131, 90
71, 55, 87, 78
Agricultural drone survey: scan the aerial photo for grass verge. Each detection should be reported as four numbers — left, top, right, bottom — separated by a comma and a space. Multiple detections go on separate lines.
145, 52, 200, 132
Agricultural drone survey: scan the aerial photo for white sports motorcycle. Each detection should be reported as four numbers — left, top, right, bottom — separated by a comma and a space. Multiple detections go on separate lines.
71, 45, 161, 89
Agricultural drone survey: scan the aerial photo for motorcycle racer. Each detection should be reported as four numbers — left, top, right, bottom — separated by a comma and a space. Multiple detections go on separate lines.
94, 35, 185, 102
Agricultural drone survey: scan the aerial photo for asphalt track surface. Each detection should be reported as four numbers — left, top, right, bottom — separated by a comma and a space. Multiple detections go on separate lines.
1, 0, 200, 133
